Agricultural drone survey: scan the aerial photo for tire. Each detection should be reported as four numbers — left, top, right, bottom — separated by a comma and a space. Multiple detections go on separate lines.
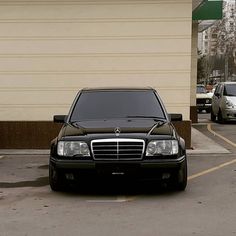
49, 162, 64, 191
174, 159, 187, 191
211, 110, 216, 122
218, 109, 225, 124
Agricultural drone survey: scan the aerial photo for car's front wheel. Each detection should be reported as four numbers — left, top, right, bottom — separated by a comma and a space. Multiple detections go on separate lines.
218, 109, 225, 124
49, 162, 64, 191
211, 110, 216, 122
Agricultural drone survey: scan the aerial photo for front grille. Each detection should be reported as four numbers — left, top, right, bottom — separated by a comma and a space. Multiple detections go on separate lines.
197, 98, 212, 104
91, 139, 145, 160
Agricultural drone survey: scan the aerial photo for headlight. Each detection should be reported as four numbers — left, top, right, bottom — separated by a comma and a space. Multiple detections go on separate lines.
146, 140, 178, 156
226, 99, 234, 108
57, 141, 90, 157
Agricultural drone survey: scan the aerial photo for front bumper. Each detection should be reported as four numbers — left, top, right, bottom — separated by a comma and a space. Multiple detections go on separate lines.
50, 155, 186, 178
197, 103, 211, 110
222, 108, 236, 120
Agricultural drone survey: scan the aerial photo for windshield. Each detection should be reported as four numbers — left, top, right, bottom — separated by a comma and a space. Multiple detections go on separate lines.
70, 91, 166, 121
196, 86, 206, 94
224, 84, 236, 96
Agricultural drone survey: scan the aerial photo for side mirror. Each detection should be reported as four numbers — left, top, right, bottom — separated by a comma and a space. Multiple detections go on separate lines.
53, 115, 67, 123
169, 113, 183, 122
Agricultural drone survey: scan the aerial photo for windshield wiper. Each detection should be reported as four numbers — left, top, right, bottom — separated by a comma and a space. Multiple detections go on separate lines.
126, 115, 165, 120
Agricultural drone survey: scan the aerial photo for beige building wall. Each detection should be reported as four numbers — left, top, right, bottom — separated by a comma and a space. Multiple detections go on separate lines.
0, 0, 192, 121
190, 22, 198, 122
191, 22, 198, 108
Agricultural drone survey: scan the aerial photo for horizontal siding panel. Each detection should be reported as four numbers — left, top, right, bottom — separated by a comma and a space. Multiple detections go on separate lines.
0, 70, 190, 75
0, 74, 191, 88
0, 0, 191, 6
0, 91, 77, 105
0, 53, 191, 57
158, 89, 190, 105
0, 1, 191, 3
0, 0, 191, 20
0, 107, 70, 121
0, 89, 190, 105
0, 4, 191, 19
0, 21, 191, 37
0, 105, 190, 121
0, 39, 191, 54
0, 6, 191, 22
0, 56, 191, 71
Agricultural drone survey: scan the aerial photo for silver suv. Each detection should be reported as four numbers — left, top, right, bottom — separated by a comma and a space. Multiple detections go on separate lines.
211, 82, 236, 122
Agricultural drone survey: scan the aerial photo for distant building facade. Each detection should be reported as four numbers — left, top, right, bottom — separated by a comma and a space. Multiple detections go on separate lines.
197, 0, 236, 82
198, 0, 236, 56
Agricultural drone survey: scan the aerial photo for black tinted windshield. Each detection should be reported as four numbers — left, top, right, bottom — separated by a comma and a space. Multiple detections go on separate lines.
70, 90, 165, 121
224, 84, 236, 96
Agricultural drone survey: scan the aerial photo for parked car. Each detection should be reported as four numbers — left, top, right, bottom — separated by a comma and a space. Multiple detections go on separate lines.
50, 87, 187, 191
211, 82, 236, 122
196, 84, 212, 113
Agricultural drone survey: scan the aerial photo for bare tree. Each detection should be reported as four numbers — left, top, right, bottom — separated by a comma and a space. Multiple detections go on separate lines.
208, 0, 236, 81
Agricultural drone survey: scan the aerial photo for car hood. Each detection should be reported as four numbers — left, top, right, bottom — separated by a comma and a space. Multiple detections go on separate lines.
59, 119, 174, 139
196, 93, 212, 99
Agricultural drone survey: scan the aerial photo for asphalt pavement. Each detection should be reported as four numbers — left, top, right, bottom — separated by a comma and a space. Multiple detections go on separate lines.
1, 115, 236, 236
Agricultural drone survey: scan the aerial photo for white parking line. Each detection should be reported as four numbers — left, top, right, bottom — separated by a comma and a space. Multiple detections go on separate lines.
87, 199, 126, 203
188, 159, 236, 180
207, 123, 236, 148
86, 196, 135, 203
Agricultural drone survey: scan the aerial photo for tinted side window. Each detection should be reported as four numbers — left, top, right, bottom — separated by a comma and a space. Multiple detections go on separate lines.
70, 91, 165, 121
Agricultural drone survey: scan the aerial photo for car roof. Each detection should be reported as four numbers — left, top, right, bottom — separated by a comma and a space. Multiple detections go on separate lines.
219, 82, 236, 85
81, 87, 155, 92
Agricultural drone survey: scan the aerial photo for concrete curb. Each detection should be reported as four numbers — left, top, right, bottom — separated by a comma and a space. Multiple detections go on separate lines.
0, 149, 50, 155
187, 128, 230, 155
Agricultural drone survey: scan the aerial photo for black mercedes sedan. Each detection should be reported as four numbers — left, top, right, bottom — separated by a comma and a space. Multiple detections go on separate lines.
50, 87, 187, 191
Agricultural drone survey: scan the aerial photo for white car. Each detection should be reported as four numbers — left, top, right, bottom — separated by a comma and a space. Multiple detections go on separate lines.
211, 82, 236, 122
196, 85, 212, 113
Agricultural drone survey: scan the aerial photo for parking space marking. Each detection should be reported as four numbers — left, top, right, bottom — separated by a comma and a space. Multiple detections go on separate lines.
86, 196, 135, 203
207, 124, 236, 148
0, 156, 4, 159
188, 159, 236, 180
87, 200, 126, 203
